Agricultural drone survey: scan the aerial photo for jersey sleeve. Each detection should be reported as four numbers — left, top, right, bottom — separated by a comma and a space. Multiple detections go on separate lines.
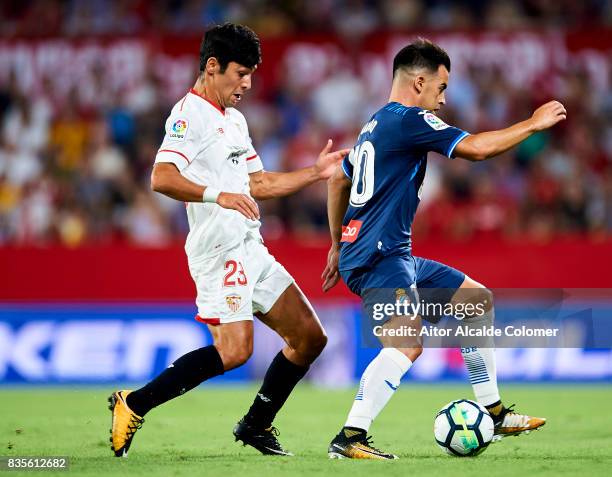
155, 111, 201, 172
233, 111, 263, 174
245, 138, 263, 174
341, 153, 353, 180
402, 109, 469, 158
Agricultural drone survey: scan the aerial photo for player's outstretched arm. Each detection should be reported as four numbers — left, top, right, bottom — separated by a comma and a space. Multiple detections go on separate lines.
151, 163, 260, 220
322, 165, 352, 292
454, 100, 567, 161
249, 139, 350, 200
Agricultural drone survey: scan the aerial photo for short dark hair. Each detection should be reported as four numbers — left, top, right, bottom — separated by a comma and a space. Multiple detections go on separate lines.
199, 23, 262, 73
392, 39, 451, 77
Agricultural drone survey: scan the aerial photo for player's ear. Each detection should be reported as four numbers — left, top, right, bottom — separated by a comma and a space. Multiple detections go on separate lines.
205, 57, 220, 75
414, 75, 425, 94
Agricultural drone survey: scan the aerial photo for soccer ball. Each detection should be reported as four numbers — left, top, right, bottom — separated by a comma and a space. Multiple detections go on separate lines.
434, 399, 494, 457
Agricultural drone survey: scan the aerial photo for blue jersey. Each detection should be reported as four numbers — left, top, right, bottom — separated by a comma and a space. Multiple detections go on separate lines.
339, 102, 469, 271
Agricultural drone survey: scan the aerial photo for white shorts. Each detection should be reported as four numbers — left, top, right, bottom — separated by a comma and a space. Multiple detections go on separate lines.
188, 235, 294, 325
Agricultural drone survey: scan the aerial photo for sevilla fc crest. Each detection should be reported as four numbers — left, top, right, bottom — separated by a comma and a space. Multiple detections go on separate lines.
225, 294, 242, 313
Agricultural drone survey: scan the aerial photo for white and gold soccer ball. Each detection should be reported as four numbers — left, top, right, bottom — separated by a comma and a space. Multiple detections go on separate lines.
434, 399, 494, 457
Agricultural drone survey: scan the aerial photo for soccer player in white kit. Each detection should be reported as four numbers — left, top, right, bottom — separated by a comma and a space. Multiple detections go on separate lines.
108, 23, 350, 457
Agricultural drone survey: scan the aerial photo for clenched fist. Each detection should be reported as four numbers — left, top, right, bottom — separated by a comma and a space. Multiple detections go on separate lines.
530, 101, 567, 132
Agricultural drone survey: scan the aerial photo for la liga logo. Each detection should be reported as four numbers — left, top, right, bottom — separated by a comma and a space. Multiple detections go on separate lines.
423, 112, 449, 131
172, 119, 187, 133
169, 118, 188, 139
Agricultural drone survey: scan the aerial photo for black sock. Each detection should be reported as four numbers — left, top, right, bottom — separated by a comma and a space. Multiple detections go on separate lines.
341, 426, 366, 437
485, 400, 504, 423
243, 351, 308, 429
126, 345, 224, 416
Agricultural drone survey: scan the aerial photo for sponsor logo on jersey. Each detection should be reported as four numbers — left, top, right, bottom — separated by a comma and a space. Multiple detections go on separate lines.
169, 118, 189, 140
225, 294, 242, 313
341, 219, 363, 243
423, 112, 449, 130
227, 147, 249, 165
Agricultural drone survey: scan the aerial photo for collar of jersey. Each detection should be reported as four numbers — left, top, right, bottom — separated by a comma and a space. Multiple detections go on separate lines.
189, 88, 225, 116
386, 101, 419, 110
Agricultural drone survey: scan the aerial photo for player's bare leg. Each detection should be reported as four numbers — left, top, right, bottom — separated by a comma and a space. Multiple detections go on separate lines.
329, 315, 422, 460
207, 321, 254, 371
453, 277, 546, 440
234, 283, 327, 456
109, 321, 252, 457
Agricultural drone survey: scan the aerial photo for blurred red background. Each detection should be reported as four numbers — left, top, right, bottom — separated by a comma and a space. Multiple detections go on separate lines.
1, 0, 611, 299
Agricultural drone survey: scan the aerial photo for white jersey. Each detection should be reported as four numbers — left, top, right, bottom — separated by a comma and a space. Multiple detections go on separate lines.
155, 89, 264, 264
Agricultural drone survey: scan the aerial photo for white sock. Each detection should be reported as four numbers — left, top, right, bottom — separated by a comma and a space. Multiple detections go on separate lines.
461, 346, 500, 406
345, 348, 413, 432
459, 305, 501, 406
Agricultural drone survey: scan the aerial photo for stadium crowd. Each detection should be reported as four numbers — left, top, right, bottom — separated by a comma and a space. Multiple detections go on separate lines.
0, 1, 611, 247
1, 0, 612, 36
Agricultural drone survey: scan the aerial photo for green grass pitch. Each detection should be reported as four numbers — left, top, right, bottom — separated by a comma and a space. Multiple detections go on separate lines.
1, 385, 611, 476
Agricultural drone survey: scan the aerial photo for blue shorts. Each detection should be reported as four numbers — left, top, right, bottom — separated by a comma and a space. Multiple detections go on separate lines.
341, 254, 465, 294
340, 253, 465, 324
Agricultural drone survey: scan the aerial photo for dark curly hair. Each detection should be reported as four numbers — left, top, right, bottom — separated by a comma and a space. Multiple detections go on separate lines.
199, 23, 262, 73
393, 38, 450, 77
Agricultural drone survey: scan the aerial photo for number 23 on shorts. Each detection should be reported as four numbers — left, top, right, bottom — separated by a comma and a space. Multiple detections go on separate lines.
223, 260, 248, 287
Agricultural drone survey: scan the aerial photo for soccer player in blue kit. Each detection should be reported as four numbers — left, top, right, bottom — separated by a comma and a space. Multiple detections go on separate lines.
322, 39, 567, 459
